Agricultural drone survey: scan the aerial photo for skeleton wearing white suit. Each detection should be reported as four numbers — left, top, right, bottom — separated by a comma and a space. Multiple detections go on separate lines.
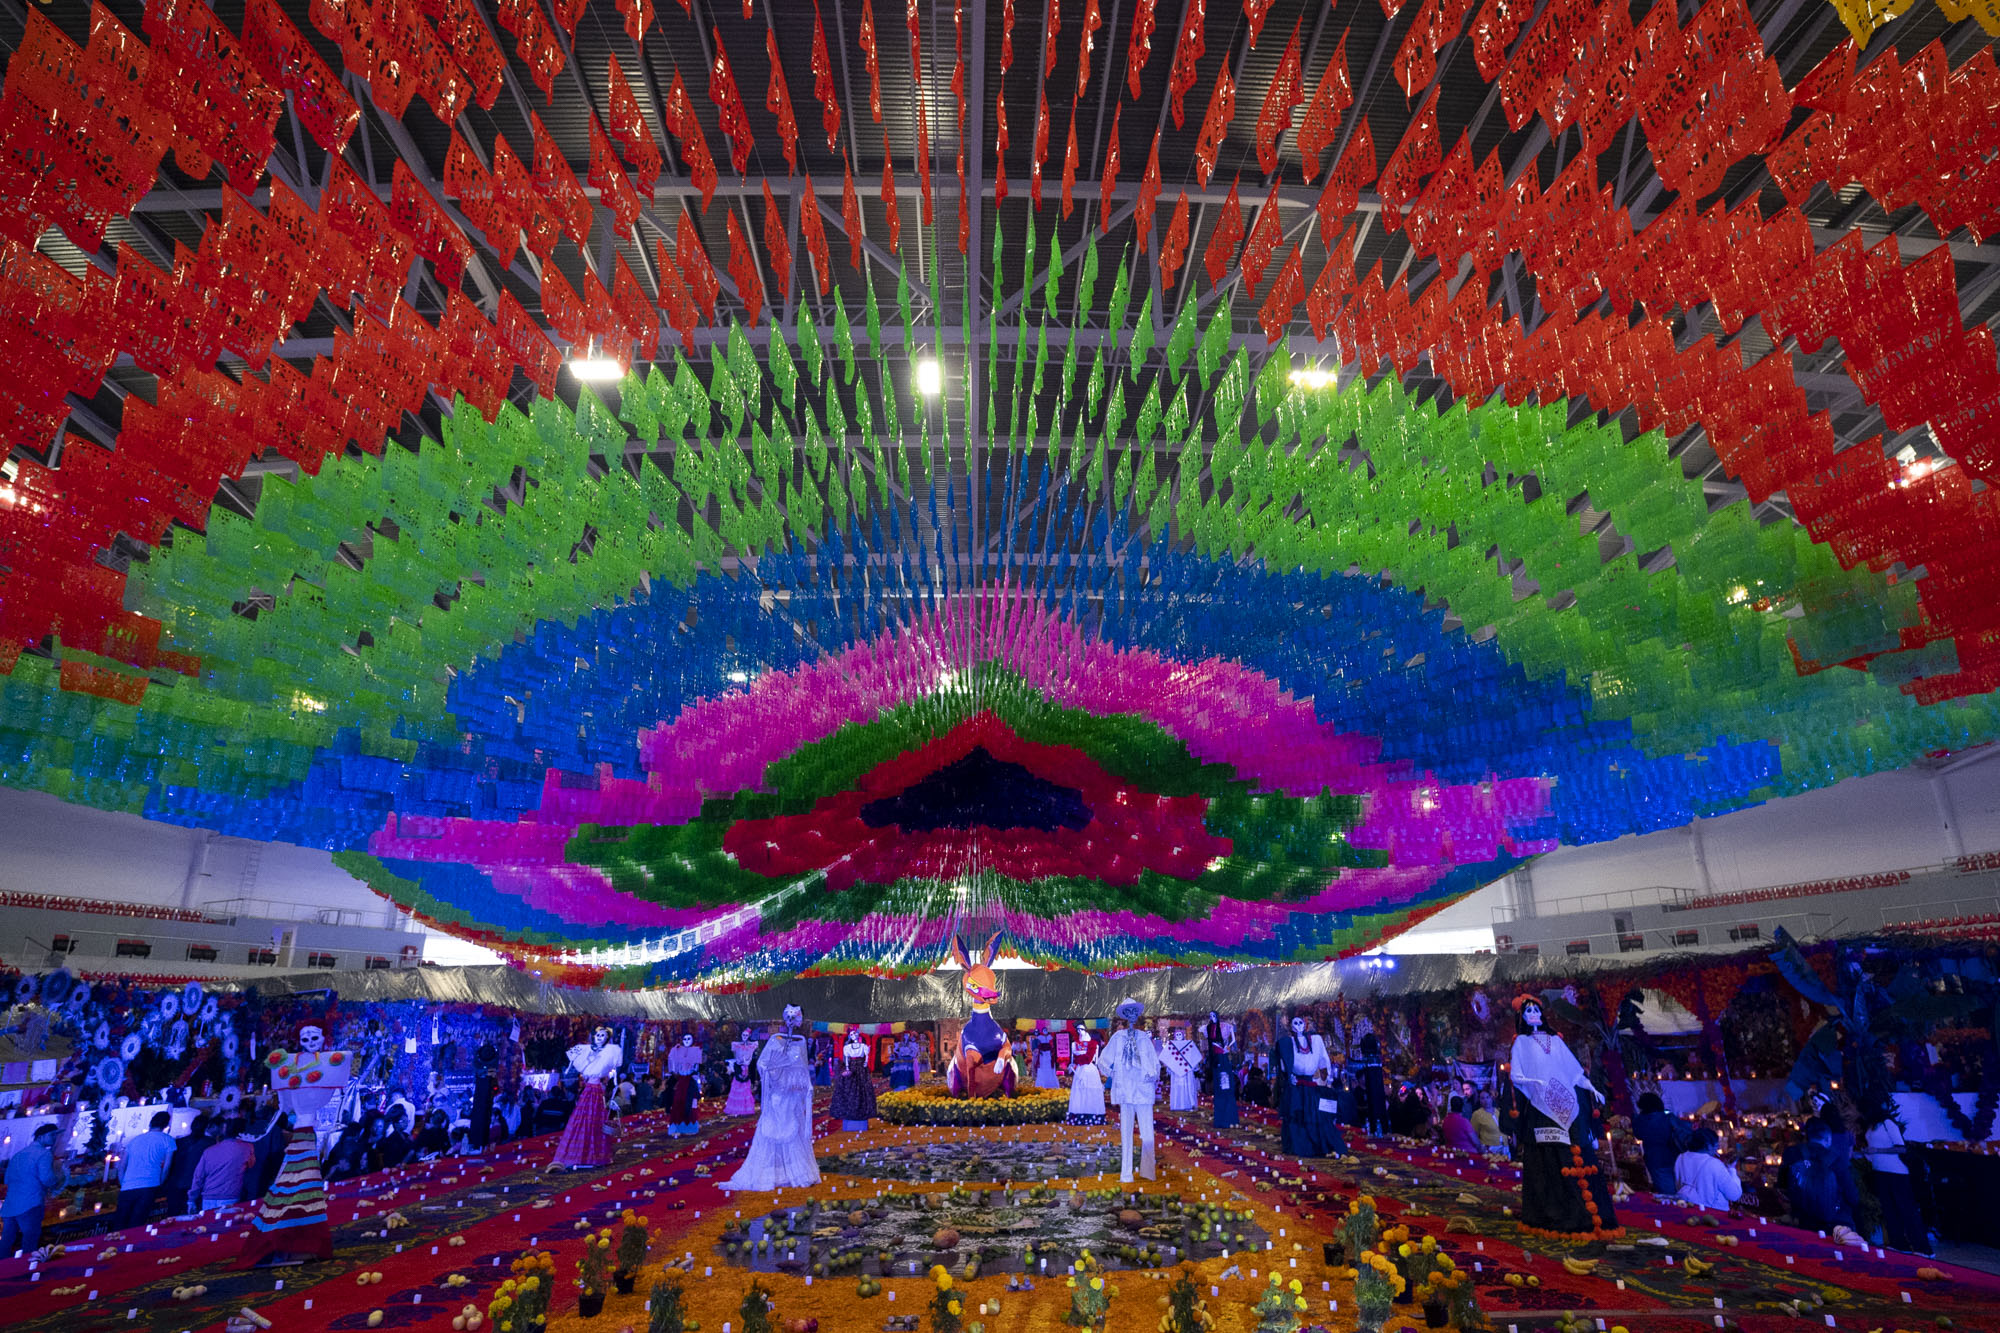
1101, 1004, 1162, 1181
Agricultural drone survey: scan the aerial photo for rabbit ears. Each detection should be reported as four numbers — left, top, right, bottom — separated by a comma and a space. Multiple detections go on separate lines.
950, 930, 1005, 970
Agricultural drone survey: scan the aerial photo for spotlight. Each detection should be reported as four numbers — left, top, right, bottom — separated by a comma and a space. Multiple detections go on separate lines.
1289, 367, 1337, 390
728, 671, 750, 683
568, 357, 627, 382
914, 358, 944, 397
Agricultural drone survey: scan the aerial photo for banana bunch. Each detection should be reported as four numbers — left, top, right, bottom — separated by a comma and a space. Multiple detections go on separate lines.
1561, 1255, 1598, 1276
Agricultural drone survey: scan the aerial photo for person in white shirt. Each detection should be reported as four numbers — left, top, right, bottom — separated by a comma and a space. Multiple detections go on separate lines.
113, 1110, 178, 1229
1861, 1110, 1931, 1254
1100, 998, 1162, 1182
1674, 1127, 1743, 1212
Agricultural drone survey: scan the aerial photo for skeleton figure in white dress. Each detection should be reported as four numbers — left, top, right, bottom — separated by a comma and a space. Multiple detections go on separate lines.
721, 1004, 821, 1192
1163, 1027, 1204, 1111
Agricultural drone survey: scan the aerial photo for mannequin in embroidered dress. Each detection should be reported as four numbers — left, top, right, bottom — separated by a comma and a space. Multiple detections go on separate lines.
666, 1033, 703, 1136
888, 1031, 920, 1090
1275, 1013, 1336, 1158
238, 1024, 348, 1266
722, 1005, 820, 1192
1031, 1021, 1061, 1089
1101, 998, 1162, 1182
1164, 1027, 1204, 1111
726, 1031, 761, 1114
1211, 1021, 1240, 1130
1509, 996, 1620, 1242
1203, 1012, 1227, 1093
550, 1027, 622, 1169
1066, 1027, 1106, 1125
830, 1031, 878, 1130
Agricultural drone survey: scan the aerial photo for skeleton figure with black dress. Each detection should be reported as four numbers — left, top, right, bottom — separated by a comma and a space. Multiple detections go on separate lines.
1509, 996, 1621, 1241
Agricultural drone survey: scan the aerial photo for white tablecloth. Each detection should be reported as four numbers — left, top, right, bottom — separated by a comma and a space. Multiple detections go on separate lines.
0, 1104, 204, 1164
1656, 1078, 1785, 1114
1894, 1090, 2000, 1143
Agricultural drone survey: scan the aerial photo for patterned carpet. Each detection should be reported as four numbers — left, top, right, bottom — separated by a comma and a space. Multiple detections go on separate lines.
1161, 1107, 1992, 1333
0, 1098, 1989, 1333
0, 1110, 752, 1333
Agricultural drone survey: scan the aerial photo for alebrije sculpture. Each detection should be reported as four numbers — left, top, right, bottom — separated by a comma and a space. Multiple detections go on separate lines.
945, 931, 1014, 1099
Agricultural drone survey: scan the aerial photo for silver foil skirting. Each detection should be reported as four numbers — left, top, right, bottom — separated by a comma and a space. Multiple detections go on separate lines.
234, 945, 1747, 1021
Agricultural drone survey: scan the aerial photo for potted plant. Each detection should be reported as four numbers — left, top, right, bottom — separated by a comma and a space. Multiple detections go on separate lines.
1340, 1197, 1380, 1264
1248, 1271, 1305, 1333
491, 1251, 556, 1331
738, 1278, 775, 1333
649, 1273, 688, 1333
1354, 1251, 1405, 1333
1062, 1249, 1115, 1330
929, 1263, 964, 1333
1444, 1259, 1486, 1332
1162, 1265, 1214, 1333
576, 1227, 614, 1317
616, 1210, 651, 1294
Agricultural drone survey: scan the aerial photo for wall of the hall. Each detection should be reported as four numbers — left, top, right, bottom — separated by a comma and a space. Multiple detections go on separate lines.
0, 787, 395, 922
5, 751, 2000, 964
0, 786, 453, 974
1394, 753, 2000, 953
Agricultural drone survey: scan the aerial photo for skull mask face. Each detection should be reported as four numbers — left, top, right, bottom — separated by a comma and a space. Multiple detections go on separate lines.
1290, 1017, 1308, 1039
591, 1027, 611, 1050
1521, 1002, 1544, 1032
782, 1005, 804, 1035
680, 1034, 694, 1048
298, 1026, 326, 1054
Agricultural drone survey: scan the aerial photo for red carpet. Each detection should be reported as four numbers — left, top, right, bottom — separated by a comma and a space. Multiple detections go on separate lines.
3, 1104, 1988, 1333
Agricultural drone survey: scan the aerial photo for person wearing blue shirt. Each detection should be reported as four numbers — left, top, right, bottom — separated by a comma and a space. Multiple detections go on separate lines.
113, 1111, 179, 1229
1633, 1092, 1690, 1194
2, 1122, 63, 1256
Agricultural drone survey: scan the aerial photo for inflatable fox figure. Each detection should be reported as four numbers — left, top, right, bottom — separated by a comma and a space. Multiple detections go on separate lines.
945, 931, 1015, 1098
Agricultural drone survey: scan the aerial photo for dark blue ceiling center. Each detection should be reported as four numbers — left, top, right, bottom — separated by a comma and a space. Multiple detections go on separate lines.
860, 746, 1092, 833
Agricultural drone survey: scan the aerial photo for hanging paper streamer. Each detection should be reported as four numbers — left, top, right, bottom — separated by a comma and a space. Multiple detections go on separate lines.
0, 0, 1997, 993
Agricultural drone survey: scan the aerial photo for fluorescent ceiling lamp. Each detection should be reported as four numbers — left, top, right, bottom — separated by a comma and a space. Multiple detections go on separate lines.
914, 358, 944, 396
568, 357, 626, 382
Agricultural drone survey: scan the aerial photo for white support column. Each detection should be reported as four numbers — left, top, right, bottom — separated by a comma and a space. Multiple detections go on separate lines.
1510, 863, 1538, 920
1687, 817, 1715, 897
1933, 772, 1967, 859
178, 831, 213, 912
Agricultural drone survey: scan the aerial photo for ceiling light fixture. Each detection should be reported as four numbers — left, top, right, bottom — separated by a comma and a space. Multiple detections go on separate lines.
914, 358, 944, 396
568, 357, 627, 382
1289, 366, 1337, 390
